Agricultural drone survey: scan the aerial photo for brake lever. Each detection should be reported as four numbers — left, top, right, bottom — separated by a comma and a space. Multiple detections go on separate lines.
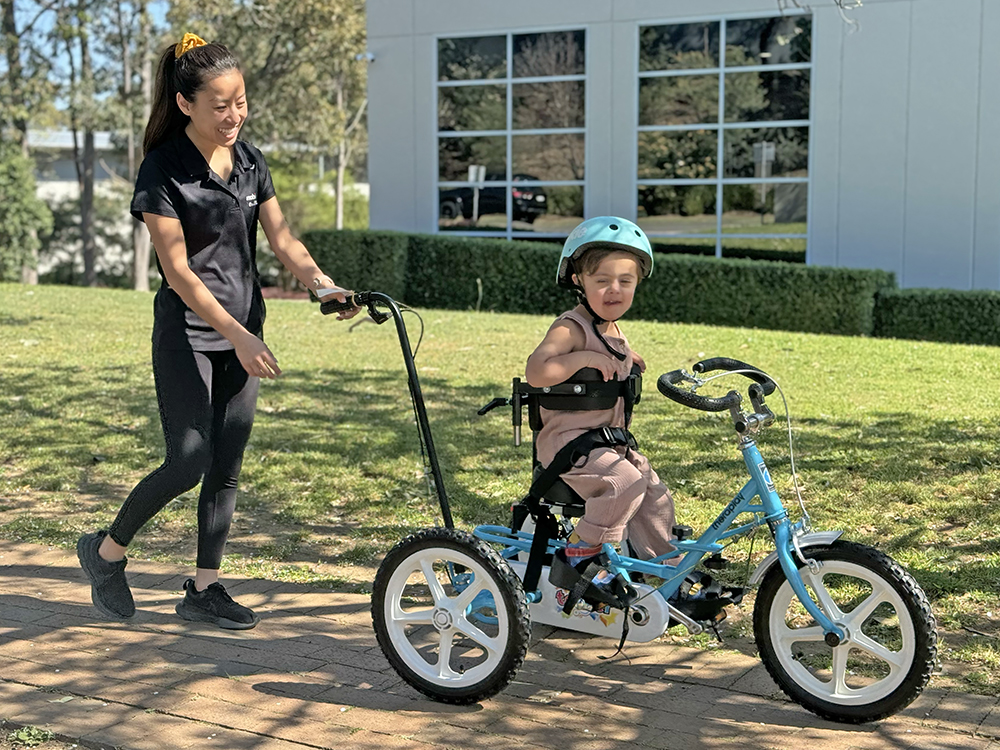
477, 397, 509, 416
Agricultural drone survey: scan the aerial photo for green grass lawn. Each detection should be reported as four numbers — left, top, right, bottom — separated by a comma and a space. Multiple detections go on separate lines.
1, 282, 997, 693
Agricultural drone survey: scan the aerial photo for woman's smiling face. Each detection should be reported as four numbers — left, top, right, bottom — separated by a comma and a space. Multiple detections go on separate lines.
177, 69, 247, 148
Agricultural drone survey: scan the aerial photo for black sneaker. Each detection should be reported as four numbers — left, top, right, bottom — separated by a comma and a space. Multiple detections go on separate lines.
76, 530, 135, 620
175, 579, 260, 630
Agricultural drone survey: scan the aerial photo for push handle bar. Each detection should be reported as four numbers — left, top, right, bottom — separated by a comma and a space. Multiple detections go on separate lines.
320, 291, 389, 324
692, 357, 776, 396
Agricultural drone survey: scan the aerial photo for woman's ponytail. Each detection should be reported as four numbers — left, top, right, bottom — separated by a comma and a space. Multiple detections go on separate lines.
142, 39, 240, 156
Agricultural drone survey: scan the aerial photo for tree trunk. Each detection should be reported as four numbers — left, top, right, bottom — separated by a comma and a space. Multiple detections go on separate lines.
129, 2, 152, 291
335, 84, 345, 230
77, 1, 97, 286
3, 0, 39, 284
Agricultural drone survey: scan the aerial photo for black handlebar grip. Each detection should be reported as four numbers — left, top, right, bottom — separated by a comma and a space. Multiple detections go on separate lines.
320, 294, 357, 315
657, 370, 741, 412
692, 357, 776, 396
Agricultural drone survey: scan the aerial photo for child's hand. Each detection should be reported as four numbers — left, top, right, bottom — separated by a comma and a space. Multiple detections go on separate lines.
631, 350, 646, 373
587, 352, 619, 381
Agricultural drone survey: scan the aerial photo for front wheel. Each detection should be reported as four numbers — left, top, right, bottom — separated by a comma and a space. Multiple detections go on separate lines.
372, 527, 530, 704
753, 540, 937, 724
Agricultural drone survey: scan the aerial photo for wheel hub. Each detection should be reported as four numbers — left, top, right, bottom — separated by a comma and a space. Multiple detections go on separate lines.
432, 607, 454, 631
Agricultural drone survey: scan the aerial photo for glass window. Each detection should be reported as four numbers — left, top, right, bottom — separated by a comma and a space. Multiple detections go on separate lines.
512, 133, 585, 181
639, 22, 719, 71
438, 36, 506, 81
513, 30, 585, 77
638, 76, 718, 127
438, 85, 507, 131
437, 31, 586, 237
513, 81, 585, 129
637, 16, 811, 254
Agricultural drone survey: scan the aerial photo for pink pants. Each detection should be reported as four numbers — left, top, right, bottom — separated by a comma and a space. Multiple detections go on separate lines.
560, 446, 676, 560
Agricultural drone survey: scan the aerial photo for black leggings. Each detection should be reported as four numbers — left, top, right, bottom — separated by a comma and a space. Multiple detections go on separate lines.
109, 347, 259, 569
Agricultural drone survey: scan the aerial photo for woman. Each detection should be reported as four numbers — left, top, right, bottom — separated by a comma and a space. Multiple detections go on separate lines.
77, 33, 356, 629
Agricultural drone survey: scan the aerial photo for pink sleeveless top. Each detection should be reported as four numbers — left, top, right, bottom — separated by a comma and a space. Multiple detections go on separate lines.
534, 306, 634, 467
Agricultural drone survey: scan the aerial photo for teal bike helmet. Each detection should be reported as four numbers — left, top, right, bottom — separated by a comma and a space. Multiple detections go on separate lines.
556, 216, 653, 289
557, 216, 655, 361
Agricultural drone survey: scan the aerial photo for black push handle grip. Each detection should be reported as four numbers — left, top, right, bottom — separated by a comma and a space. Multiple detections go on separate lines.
692, 357, 776, 396
320, 293, 358, 315
657, 369, 741, 412
320, 291, 390, 323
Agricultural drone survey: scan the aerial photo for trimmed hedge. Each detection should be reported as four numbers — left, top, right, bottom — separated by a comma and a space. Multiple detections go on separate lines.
302, 229, 897, 337
404, 234, 572, 315
300, 229, 408, 301
632, 255, 894, 336
650, 241, 807, 264
873, 288, 1000, 346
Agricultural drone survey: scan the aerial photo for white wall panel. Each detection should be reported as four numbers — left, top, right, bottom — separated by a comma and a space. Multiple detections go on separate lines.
806, 6, 845, 267
609, 21, 637, 219
836, 2, 910, 277
584, 23, 614, 217
367, 35, 417, 231
413, 1, 611, 36
973, 0, 1000, 289
368, 0, 414, 39
901, 0, 980, 289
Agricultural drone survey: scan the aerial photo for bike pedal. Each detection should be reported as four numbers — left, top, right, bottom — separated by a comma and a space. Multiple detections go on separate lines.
672, 525, 694, 541
703, 553, 728, 570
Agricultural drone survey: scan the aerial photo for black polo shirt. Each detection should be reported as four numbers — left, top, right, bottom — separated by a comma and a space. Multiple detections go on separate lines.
131, 129, 275, 351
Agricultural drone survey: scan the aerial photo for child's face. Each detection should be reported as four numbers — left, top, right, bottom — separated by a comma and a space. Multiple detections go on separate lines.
572, 252, 640, 321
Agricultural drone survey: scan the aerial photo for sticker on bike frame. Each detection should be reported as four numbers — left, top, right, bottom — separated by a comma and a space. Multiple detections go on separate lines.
758, 461, 776, 494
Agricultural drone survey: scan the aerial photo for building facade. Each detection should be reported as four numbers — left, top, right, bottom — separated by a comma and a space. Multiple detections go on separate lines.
366, 0, 1000, 290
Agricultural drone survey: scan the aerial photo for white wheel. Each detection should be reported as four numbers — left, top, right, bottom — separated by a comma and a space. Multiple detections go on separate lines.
372, 528, 530, 704
754, 541, 937, 723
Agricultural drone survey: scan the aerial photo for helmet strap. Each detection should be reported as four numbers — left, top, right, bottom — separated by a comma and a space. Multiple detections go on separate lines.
576, 290, 627, 362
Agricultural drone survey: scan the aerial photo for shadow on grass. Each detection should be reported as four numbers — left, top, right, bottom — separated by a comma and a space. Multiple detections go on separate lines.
3, 358, 998, 602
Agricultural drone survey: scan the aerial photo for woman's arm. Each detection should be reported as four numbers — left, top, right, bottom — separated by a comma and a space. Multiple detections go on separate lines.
258, 196, 360, 319
525, 320, 618, 386
144, 213, 281, 378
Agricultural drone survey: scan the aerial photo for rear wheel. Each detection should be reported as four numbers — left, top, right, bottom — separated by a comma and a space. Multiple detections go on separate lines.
753, 541, 937, 723
372, 527, 530, 704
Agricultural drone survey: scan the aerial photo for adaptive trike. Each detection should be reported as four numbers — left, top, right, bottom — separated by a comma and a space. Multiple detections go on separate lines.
322, 291, 938, 724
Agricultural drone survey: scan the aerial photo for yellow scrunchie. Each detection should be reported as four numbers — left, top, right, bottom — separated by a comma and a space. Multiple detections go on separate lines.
175, 33, 207, 59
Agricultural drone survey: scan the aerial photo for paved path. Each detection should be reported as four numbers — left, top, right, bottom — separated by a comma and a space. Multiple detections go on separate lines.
1, 539, 998, 750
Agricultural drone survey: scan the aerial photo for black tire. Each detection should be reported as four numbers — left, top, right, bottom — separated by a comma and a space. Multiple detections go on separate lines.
371, 527, 531, 705
753, 540, 937, 724
440, 200, 460, 220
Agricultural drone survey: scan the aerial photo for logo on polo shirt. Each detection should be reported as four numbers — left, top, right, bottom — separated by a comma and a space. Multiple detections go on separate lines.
245, 192, 258, 207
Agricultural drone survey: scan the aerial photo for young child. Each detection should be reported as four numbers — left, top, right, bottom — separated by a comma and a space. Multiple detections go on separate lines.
525, 216, 675, 579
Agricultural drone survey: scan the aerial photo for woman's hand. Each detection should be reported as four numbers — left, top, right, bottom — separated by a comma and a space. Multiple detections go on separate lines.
234, 332, 282, 379
313, 274, 363, 321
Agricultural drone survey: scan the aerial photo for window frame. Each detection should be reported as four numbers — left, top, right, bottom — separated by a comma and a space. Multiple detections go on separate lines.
434, 27, 589, 239
634, 10, 814, 259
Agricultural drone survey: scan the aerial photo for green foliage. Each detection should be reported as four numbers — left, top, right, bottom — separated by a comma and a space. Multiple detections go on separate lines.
0, 141, 52, 281
874, 288, 1000, 346
266, 152, 368, 233
304, 230, 894, 336
37, 184, 133, 287
404, 234, 572, 314
300, 229, 408, 300
632, 254, 895, 336
6, 725, 55, 747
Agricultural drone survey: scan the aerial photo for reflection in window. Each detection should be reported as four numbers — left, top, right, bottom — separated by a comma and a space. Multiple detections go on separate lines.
438, 36, 506, 81
640, 22, 719, 71
513, 133, 585, 181
637, 15, 811, 257
438, 85, 506, 131
639, 76, 719, 127
438, 136, 506, 182
513, 81, 585, 129
513, 30, 585, 77
438, 31, 586, 236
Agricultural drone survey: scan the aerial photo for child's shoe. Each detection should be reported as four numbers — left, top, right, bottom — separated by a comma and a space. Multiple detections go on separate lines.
76, 530, 135, 620
175, 579, 260, 630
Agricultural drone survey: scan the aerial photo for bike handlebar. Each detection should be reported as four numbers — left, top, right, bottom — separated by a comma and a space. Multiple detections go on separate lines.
320, 291, 390, 323
657, 357, 776, 413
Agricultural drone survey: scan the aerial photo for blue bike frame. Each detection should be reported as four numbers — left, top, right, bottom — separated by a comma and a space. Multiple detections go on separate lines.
475, 435, 844, 640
